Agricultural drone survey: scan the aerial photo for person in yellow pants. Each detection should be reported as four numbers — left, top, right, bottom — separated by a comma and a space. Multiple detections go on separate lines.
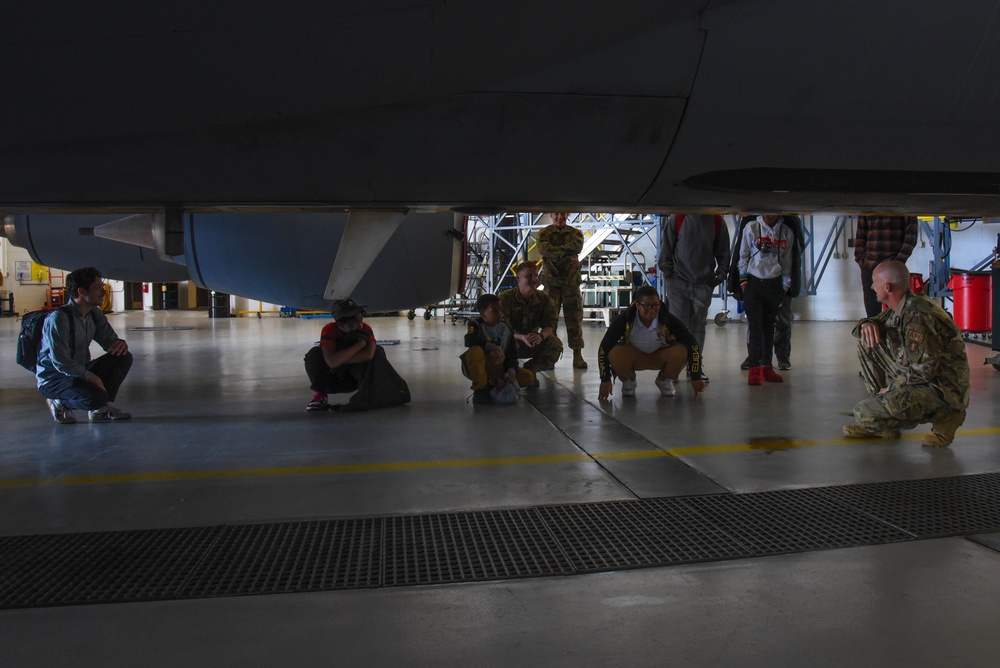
461, 293, 535, 403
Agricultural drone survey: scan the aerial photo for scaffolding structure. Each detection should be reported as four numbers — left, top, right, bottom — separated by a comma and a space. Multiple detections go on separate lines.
460, 212, 660, 325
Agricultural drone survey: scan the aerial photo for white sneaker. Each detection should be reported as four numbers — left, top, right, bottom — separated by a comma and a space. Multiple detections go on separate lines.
621, 380, 637, 397
47, 398, 76, 424
655, 378, 677, 397
89, 403, 132, 422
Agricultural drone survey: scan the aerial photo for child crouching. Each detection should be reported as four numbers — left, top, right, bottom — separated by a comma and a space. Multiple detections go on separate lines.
460, 294, 536, 403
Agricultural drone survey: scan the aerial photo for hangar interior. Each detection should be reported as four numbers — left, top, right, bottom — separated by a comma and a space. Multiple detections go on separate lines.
1, 215, 999, 665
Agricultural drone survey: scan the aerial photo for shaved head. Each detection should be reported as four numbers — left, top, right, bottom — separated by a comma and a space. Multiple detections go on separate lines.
874, 260, 910, 292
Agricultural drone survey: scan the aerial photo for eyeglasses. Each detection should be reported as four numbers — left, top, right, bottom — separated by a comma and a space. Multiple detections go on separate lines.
637, 302, 660, 310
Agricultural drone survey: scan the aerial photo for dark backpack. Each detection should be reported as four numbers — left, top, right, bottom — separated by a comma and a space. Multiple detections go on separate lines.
16, 305, 75, 372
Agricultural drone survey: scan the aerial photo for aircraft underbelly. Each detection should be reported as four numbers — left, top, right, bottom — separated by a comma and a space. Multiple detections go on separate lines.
0, 94, 684, 209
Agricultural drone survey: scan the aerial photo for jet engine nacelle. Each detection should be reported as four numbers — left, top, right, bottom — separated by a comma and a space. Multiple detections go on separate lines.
1, 214, 192, 282
2, 211, 467, 312
178, 211, 465, 311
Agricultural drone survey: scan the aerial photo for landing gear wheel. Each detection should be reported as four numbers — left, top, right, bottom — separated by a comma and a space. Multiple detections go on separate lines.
423, 310, 432, 321
407, 310, 416, 320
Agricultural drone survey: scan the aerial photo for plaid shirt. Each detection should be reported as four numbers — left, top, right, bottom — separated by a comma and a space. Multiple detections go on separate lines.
854, 216, 918, 269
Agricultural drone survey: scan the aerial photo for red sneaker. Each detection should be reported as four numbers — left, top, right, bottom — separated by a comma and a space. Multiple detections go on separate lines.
747, 366, 763, 385
761, 365, 784, 383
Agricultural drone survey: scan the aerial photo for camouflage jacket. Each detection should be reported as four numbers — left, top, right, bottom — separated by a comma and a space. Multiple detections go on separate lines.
537, 224, 584, 287
853, 293, 970, 409
499, 288, 558, 335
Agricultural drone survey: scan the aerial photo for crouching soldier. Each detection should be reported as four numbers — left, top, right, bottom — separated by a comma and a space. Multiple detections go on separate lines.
498, 261, 564, 384
842, 261, 970, 446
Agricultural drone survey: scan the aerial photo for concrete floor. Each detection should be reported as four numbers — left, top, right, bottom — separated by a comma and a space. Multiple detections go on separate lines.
1, 309, 999, 666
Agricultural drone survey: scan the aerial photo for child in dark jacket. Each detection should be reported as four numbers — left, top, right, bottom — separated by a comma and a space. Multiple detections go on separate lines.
461, 294, 536, 403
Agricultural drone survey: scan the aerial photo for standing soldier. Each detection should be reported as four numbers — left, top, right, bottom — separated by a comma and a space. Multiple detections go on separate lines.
843, 260, 970, 446
537, 212, 588, 369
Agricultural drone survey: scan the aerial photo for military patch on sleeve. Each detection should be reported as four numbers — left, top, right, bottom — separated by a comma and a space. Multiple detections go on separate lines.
467, 326, 475, 335
907, 330, 924, 344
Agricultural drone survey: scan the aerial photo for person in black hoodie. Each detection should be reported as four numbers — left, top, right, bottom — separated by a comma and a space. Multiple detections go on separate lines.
597, 285, 707, 400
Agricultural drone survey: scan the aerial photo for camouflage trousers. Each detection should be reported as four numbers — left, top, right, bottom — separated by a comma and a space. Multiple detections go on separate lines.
853, 340, 949, 431
516, 336, 564, 372
545, 284, 584, 350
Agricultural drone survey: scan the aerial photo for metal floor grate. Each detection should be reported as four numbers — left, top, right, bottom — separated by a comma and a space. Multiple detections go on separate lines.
537, 499, 750, 571
678, 488, 914, 555
0, 527, 217, 607
179, 519, 382, 597
814, 473, 1000, 537
384, 509, 572, 585
4, 473, 1000, 609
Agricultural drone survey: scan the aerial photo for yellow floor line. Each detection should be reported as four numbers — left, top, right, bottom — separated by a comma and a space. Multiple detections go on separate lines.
2, 427, 997, 488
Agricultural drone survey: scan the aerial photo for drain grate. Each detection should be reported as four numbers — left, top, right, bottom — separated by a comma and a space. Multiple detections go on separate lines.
537, 499, 750, 571
679, 488, 914, 555
815, 474, 1000, 537
4, 473, 1000, 609
179, 519, 382, 598
384, 509, 571, 585
0, 527, 217, 608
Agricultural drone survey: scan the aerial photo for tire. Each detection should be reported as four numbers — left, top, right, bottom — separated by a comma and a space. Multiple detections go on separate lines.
714, 312, 729, 327
423, 310, 432, 321
406, 310, 415, 320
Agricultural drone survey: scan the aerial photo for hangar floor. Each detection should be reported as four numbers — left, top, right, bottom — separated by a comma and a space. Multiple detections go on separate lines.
1, 310, 999, 666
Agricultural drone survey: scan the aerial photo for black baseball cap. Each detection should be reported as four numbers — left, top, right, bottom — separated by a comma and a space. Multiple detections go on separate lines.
331, 298, 367, 322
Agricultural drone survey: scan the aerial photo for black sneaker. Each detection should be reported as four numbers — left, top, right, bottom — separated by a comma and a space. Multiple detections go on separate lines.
740, 356, 752, 371
778, 358, 791, 370
687, 368, 710, 384
471, 389, 493, 405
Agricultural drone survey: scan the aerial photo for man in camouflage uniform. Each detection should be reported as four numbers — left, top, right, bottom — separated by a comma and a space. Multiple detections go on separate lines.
537, 212, 587, 369
499, 261, 564, 380
843, 260, 970, 446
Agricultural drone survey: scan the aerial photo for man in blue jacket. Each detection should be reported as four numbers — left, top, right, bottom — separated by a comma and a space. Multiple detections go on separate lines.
36, 267, 133, 424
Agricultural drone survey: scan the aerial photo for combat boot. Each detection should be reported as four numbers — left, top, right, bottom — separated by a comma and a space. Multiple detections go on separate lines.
516, 367, 539, 388
842, 424, 901, 440
921, 409, 966, 447
572, 349, 588, 369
